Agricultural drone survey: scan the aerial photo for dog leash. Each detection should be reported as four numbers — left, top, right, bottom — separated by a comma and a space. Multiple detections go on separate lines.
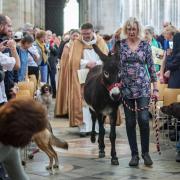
121, 97, 150, 112
154, 100, 161, 155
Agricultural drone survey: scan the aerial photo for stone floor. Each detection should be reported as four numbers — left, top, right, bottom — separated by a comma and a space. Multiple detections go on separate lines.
25, 101, 180, 180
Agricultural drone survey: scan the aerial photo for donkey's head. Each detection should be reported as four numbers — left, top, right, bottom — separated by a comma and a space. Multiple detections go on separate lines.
92, 43, 122, 101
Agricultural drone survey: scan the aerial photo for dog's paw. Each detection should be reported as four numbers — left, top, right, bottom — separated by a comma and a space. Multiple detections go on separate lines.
46, 165, 53, 171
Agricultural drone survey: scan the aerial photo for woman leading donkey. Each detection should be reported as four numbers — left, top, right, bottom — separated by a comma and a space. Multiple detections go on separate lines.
120, 17, 159, 166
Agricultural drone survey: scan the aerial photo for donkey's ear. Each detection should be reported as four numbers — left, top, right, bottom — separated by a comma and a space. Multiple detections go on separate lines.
92, 44, 109, 62
113, 41, 120, 61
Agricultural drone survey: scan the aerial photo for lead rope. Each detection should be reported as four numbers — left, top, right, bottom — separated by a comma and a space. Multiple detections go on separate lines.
121, 97, 150, 112
154, 100, 161, 155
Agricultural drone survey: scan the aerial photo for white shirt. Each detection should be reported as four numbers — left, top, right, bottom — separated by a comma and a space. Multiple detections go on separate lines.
0, 52, 15, 103
27, 45, 40, 67
80, 49, 102, 69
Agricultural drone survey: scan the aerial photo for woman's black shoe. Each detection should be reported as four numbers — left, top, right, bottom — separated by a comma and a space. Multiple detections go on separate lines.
142, 153, 153, 166
129, 155, 139, 166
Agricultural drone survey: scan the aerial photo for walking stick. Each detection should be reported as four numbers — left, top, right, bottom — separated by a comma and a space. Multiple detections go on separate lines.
154, 100, 161, 155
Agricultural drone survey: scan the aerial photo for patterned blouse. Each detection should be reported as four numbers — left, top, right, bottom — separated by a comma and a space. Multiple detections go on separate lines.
120, 39, 157, 99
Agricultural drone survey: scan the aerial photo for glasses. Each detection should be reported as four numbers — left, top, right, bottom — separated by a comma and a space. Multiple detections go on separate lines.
127, 27, 137, 32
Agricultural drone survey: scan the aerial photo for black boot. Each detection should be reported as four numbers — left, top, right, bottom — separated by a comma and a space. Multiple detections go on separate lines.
176, 152, 180, 162
142, 153, 153, 166
129, 155, 139, 166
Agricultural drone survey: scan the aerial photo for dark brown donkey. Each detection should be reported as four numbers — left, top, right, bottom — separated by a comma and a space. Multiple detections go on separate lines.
84, 42, 122, 165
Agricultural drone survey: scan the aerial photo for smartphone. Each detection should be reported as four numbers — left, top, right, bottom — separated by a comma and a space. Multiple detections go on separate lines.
169, 41, 173, 49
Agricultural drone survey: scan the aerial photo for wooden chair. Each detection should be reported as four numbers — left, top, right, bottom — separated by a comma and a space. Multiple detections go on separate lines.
177, 94, 180, 102
163, 88, 180, 106
18, 81, 35, 97
157, 81, 168, 101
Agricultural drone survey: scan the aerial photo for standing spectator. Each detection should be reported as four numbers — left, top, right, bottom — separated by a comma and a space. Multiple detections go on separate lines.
159, 25, 177, 83
156, 21, 171, 50
27, 42, 40, 82
0, 15, 20, 100
144, 25, 162, 72
46, 30, 58, 98
120, 17, 158, 166
34, 30, 48, 83
16, 34, 34, 81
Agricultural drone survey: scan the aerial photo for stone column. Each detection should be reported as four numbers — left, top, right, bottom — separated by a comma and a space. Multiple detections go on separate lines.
0, 0, 3, 13
34, 0, 45, 29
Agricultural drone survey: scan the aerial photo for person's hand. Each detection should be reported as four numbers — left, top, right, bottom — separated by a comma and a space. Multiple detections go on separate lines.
86, 62, 96, 69
159, 75, 165, 84
164, 70, 170, 78
0, 40, 8, 52
7, 39, 16, 50
167, 49, 172, 56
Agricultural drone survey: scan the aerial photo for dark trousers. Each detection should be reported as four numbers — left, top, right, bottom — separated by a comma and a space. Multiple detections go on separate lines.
123, 97, 150, 156
48, 67, 56, 96
28, 66, 39, 82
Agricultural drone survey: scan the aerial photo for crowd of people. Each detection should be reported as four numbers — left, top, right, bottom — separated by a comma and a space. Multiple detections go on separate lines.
1, 12, 180, 179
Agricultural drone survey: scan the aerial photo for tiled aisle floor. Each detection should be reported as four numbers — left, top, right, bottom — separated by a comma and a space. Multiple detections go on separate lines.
26, 101, 180, 180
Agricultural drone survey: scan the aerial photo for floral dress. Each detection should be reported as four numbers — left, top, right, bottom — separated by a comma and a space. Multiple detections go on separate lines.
120, 39, 157, 99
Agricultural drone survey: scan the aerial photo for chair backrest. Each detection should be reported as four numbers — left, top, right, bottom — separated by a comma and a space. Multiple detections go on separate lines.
163, 88, 180, 106
16, 90, 31, 99
17, 81, 35, 97
157, 81, 168, 101
177, 94, 180, 102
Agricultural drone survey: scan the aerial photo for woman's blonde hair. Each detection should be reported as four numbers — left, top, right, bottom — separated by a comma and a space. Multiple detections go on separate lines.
122, 17, 142, 38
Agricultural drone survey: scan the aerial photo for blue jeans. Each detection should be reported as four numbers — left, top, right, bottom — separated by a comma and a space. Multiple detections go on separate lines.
40, 65, 48, 83
48, 67, 56, 96
123, 97, 150, 156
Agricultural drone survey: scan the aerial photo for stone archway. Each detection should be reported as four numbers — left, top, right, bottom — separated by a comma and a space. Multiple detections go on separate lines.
45, 0, 66, 35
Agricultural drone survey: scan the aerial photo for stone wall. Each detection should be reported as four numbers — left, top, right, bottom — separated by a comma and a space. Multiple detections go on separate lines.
79, 0, 180, 35
0, 0, 45, 30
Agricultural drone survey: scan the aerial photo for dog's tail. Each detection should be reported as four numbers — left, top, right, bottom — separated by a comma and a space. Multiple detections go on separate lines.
51, 135, 68, 150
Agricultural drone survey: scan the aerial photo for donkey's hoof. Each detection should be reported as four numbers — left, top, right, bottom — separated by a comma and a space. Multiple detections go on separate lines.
53, 164, 59, 169
28, 154, 34, 160
46, 166, 53, 170
111, 157, 119, 165
90, 134, 96, 143
99, 151, 105, 158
